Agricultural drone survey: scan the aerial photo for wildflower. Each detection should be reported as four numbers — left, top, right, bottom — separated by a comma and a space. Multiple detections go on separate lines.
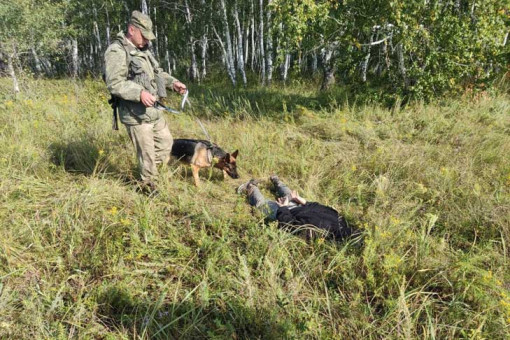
390, 216, 401, 225
351, 165, 357, 171
98, 149, 105, 156
120, 218, 130, 226
482, 270, 493, 283
380, 231, 391, 239
416, 183, 428, 194
109, 206, 118, 215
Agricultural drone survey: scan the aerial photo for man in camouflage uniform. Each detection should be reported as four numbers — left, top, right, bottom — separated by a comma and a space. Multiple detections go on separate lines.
104, 10, 186, 193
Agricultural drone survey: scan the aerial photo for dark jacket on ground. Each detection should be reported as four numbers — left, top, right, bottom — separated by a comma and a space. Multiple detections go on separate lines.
276, 202, 354, 240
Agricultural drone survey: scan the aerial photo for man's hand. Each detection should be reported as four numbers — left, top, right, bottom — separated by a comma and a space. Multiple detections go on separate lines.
290, 191, 306, 205
172, 81, 187, 94
276, 196, 290, 207
140, 90, 156, 107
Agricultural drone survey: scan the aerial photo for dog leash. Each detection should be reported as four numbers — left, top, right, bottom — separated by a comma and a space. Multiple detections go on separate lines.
155, 90, 212, 141
154, 90, 189, 114
179, 90, 212, 142
154, 101, 181, 114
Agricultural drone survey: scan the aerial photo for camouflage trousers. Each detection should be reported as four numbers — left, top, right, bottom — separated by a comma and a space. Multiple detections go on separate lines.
125, 116, 173, 182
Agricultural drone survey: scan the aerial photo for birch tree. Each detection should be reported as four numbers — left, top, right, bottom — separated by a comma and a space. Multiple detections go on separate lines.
258, 0, 266, 84
233, 0, 247, 86
214, 0, 237, 86
184, 0, 198, 82
265, 0, 273, 85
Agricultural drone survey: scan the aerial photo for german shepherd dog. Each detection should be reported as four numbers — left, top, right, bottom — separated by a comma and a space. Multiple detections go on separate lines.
171, 139, 239, 186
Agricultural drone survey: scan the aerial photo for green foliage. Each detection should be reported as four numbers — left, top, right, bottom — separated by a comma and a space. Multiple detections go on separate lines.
0, 0, 65, 54
271, 0, 509, 100
0, 78, 509, 338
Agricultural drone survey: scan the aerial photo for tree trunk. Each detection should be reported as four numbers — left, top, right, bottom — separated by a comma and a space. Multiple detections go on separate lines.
184, 0, 198, 82
361, 28, 376, 82
320, 45, 337, 91
244, 10, 249, 68
200, 27, 208, 81
213, 24, 236, 86
311, 52, 318, 75
89, 43, 94, 71
164, 35, 171, 74
141, 0, 148, 14
219, 0, 236, 86
105, 5, 111, 46
153, 6, 159, 58
396, 42, 408, 89
93, 5, 103, 72
258, 0, 266, 85
31, 47, 43, 76
281, 53, 290, 82
200, 0, 208, 81
265, 0, 273, 85
7, 51, 20, 93
250, 0, 255, 70
72, 38, 79, 78
233, 1, 247, 86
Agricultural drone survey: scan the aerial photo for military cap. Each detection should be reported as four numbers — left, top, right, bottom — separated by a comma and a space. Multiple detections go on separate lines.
130, 10, 156, 40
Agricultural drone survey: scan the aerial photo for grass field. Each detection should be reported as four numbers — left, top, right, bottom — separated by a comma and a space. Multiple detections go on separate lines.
0, 77, 509, 339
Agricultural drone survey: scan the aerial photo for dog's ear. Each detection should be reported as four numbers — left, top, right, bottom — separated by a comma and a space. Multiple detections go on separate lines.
231, 150, 239, 159
224, 153, 231, 162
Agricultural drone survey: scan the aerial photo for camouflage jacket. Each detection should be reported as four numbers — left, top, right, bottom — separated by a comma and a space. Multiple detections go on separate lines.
104, 32, 179, 125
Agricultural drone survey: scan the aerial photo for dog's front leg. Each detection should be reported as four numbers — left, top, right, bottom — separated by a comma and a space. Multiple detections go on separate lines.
191, 165, 201, 186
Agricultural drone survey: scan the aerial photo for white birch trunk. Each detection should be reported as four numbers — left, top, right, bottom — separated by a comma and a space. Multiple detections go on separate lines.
320, 43, 338, 91
200, 28, 208, 81
281, 53, 290, 82
233, 1, 247, 86
93, 6, 102, 53
31, 47, 43, 75
105, 5, 111, 46
89, 43, 94, 70
184, 0, 198, 82
41, 57, 54, 76
213, 25, 236, 86
141, 0, 148, 15
258, 0, 266, 84
153, 7, 159, 57
250, 0, 255, 70
244, 13, 249, 67
200, 0, 208, 81
72, 38, 79, 78
164, 35, 171, 74
265, 0, 273, 85
7, 51, 20, 93
397, 42, 408, 88
93, 5, 102, 71
361, 29, 376, 82
219, 0, 236, 85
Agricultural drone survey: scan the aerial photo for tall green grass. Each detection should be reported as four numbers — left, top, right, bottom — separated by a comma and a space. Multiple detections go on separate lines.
0, 77, 509, 338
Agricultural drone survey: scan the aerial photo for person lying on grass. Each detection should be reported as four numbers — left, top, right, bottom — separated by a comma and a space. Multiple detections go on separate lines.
237, 175, 359, 241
